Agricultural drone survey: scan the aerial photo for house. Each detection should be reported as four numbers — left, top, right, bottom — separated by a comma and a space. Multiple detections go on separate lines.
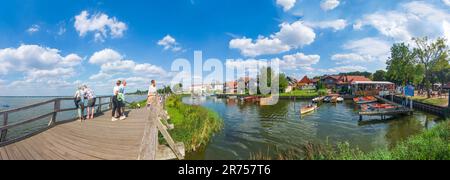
351, 81, 395, 96
297, 76, 316, 90
223, 81, 237, 94
321, 75, 371, 90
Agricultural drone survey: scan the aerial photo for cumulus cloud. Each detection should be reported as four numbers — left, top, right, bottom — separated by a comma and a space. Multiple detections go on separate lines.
74, 11, 127, 42
319, 65, 367, 74
357, 1, 450, 43
230, 21, 316, 57
89, 48, 123, 65
304, 19, 347, 31
88, 49, 167, 83
0, 45, 82, 75
331, 37, 391, 68
276, 0, 297, 11
225, 52, 319, 72
157, 35, 183, 52
320, 0, 340, 11
0, 45, 84, 91
443, 0, 450, 6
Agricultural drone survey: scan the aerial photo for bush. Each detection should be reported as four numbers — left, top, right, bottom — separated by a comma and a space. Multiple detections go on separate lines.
165, 96, 223, 152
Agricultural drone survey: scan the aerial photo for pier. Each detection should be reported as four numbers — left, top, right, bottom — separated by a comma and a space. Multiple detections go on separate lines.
0, 96, 184, 160
358, 96, 413, 121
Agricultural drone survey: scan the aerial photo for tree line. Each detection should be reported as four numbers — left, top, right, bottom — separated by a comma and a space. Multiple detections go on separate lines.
373, 37, 449, 98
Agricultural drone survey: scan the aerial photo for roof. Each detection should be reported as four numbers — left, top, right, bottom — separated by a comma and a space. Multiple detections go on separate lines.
351, 81, 394, 85
298, 76, 313, 84
443, 83, 450, 89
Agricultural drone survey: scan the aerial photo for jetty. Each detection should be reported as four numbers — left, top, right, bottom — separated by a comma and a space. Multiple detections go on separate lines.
0, 96, 184, 160
358, 96, 413, 121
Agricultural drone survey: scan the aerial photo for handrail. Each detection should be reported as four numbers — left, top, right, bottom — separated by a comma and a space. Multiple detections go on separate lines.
0, 96, 113, 144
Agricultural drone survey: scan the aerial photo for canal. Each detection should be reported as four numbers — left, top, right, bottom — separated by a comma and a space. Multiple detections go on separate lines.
183, 97, 442, 160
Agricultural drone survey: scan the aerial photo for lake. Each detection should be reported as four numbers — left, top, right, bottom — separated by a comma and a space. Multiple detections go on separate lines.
183, 97, 442, 160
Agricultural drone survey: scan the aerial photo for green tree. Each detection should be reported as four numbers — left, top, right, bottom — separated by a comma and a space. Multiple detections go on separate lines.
413, 37, 449, 98
373, 70, 387, 81
386, 43, 419, 86
278, 73, 289, 93
431, 53, 450, 88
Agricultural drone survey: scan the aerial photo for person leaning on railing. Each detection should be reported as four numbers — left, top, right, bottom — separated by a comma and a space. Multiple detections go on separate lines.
74, 86, 86, 121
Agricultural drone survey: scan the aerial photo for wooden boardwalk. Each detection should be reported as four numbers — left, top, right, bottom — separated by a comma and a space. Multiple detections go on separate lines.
0, 96, 184, 160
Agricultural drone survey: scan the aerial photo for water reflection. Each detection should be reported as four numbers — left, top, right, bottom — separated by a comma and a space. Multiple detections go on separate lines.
183, 97, 442, 160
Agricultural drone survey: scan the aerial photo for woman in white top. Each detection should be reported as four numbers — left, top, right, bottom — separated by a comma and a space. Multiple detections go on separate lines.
147, 80, 157, 109
83, 85, 96, 120
74, 86, 86, 121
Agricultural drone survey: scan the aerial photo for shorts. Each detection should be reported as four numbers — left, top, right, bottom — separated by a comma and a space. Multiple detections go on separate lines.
87, 99, 96, 107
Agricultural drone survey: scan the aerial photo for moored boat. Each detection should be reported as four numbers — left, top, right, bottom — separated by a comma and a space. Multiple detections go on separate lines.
300, 105, 318, 115
312, 96, 325, 103
336, 97, 344, 102
353, 96, 378, 104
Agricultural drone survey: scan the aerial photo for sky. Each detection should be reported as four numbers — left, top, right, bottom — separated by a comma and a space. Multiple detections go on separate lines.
0, 0, 449, 96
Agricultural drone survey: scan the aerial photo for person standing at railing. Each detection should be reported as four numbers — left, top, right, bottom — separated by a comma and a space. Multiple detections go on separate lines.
147, 80, 157, 110
74, 86, 86, 121
83, 85, 96, 120
112, 80, 124, 121
119, 80, 127, 118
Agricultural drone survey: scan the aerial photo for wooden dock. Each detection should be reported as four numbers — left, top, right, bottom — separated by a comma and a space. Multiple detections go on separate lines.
358, 96, 413, 121
0, 96, 184, 160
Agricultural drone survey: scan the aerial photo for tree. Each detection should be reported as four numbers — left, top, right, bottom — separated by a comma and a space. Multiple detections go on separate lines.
373, 70, 387, 81
386, 43, 420, 86
413, 37, 449, 98
278, 73, 289, 93
431, 53, 450, 89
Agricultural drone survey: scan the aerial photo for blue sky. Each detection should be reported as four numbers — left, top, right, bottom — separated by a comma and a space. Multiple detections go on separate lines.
0, 0, 449, 96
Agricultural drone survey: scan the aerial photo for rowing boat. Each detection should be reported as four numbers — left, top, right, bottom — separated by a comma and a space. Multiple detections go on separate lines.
300, 105, 317, 115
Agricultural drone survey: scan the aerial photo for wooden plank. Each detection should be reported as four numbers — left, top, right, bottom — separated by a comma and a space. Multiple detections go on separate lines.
0, 147, 9, 160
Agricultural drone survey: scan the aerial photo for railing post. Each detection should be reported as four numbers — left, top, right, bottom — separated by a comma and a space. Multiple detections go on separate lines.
97, 97, 102, 113
0, 112, 8, 142
49, 99, 60, 126
109, 96, 113, 110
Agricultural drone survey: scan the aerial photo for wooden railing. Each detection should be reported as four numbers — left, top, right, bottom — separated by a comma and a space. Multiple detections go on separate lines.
0, 96, 113, 146
138, 95, 185, 160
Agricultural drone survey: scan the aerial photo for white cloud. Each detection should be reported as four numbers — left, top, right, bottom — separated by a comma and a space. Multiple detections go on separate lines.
225, 52, 319, 72
275, 52, 320, 70
323, 66, 367, 73
27, 24, 40, 34
88, 49, 167, 82
276, 0, 297, 11
331, 37, 391, 70
230, 21, 316, 57
357, 1, 450, 43
89, 48, 123, 65
0, 45, 82, 75
305, 19, 347, 31
74, 11, 127, 42
157, 35, 183, 52
443, 0, 450, 6
320, 0, 340, 11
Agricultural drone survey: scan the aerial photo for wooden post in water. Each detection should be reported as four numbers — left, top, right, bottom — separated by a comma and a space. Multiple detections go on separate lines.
49, 99, 60, 126
0, 113, 8, 142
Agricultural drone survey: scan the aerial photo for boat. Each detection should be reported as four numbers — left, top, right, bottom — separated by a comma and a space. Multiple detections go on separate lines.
300, 105, 317, 115
336, 97, 344, 103
312, 96, 325, 103
361, 103, 397, 112
244, 96, 260, 102
353, 96, 378, 104
331, 96, 338, 103
323, 96, 332, 103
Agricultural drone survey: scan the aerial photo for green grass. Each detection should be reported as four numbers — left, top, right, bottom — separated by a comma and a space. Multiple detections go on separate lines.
280, 89, 328, 97
410, 96, 448, 107
165, 96, 223, 152
253, 120, 450, 160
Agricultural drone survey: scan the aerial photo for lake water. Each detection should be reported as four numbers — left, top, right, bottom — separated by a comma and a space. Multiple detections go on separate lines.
183, 97, 442, 160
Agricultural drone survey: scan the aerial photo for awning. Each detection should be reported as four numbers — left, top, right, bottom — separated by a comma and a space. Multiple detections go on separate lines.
351, 81, 394, 85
